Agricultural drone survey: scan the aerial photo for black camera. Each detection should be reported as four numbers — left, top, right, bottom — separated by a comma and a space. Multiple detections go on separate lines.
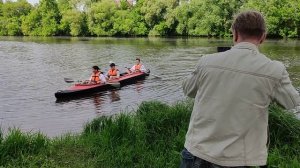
217, 47, 231, 52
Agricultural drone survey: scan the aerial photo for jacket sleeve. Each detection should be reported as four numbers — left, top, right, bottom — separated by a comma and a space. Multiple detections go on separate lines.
273, 69, 300, 111
182, 65, 202, 98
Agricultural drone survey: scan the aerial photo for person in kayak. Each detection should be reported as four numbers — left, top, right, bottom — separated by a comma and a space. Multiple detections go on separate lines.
126, 58, 146, 74
88, 66, 106, 84
106, 63, 120, 80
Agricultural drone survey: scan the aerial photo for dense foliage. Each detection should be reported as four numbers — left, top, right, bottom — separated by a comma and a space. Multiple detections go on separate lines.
0, 0, 300, 37
0, 101, 299, 167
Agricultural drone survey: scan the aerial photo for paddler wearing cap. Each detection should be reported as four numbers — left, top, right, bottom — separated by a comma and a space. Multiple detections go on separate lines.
106, 63, 120, 80
126, 58, 146, 74
87, 66, 106, 84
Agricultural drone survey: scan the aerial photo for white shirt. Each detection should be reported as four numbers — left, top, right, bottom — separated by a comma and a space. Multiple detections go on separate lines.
130, 64, 146, 72
99, 74, 106, 83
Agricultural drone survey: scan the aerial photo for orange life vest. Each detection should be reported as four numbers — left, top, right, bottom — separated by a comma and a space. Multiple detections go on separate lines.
91, 72, 100, 83
108, 69, 118, 76
134, 64, 142, 71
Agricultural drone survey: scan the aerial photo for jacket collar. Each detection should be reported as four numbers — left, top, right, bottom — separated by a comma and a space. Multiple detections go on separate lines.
232, 42, 259, 52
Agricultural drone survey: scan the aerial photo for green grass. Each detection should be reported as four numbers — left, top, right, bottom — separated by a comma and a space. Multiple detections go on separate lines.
0, 101, 299, 167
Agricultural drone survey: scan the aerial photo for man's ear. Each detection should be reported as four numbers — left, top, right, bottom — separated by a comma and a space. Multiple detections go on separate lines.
259, 33, 266, 44
233, 30, 238, 43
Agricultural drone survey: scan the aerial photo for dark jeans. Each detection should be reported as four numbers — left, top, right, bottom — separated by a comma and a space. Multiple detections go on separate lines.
180, 148, 255, 168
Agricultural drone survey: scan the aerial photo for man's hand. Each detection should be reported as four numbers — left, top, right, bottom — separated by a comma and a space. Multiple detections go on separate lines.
297, 114, 300, 120
296, 87, 300, 95
289, 106, 300, 119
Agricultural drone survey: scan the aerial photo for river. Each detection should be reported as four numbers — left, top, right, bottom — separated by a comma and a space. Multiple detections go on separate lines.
1, 37, 300, 137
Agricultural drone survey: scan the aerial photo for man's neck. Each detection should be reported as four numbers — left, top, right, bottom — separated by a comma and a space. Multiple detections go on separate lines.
233, 31, 265, 46
235, 39, 261, 46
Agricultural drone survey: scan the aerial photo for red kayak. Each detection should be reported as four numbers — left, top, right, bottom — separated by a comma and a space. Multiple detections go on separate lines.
55, 71, 150, 99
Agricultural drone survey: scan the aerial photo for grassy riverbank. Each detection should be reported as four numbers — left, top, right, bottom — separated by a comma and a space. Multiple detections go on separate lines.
0, 101, 299, 167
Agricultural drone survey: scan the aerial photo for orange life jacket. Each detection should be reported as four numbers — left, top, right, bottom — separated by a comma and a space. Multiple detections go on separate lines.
134, 64, 142, 71
91, 72, 100, 83
108, 69, 118, 76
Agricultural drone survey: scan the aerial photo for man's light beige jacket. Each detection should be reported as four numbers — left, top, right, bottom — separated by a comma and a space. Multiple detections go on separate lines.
183, 42, 300, 166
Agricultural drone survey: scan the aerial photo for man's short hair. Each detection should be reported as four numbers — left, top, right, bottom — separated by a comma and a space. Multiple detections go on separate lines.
231, 11, 266, 38
92, 66, 100, 70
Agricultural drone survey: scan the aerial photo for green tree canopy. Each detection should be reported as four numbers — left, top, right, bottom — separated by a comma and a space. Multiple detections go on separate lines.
242, 0, 300, 38
87, 0, 116, 36
0, 0, 32, 35
22, 0, 60, 36
140, 0, 178, 36
0, 0, 299, 38
60, 9, 87, 36
58, 0, 87, 36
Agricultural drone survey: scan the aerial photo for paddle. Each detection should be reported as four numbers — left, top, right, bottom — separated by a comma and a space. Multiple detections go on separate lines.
64, 78, 77, 83
151, 74, 162, 79
64, 78, 120, 88
106, 82, 121, 88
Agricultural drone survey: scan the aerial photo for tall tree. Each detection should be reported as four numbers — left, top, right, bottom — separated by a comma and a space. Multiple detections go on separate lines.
174, 2, 191, 35
187, 0, 244, 37
60, 9, 88, 36
0, 0, 32, 35
22, 0, 60, 36
58, 0, 88, 36
140, 0, 178, 36
242, 0, 300, 38
110, 0, 148, 36
87, 0, 116, 36
112, 9, 147, 36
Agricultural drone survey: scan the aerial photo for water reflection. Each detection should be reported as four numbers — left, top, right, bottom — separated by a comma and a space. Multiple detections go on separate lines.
135, 81, 144, 93
93, 93, 104, 112
109, 90, 121, 103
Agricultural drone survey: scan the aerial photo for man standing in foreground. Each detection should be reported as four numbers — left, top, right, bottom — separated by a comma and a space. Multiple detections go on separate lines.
181, 11, 300, 168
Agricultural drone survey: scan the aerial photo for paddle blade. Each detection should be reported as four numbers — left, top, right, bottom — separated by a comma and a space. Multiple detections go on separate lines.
107, 82, 121, 88
152, 74, 161, 79
64, 78, 74, 83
